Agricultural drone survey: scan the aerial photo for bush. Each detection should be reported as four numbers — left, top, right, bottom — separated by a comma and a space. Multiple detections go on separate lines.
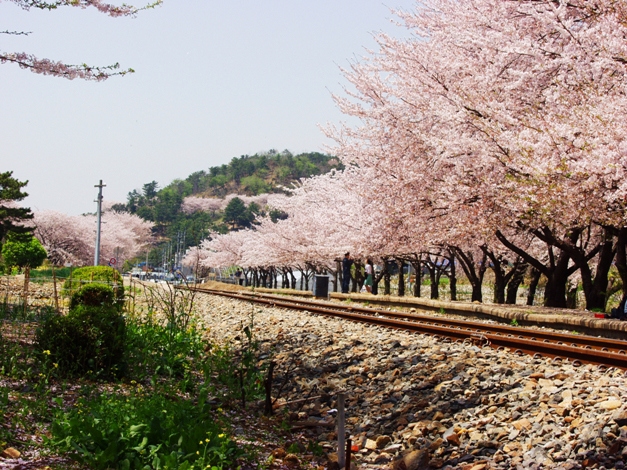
63, 266, 124, 306
70, 284, 116, 311
36, 306, 126, 378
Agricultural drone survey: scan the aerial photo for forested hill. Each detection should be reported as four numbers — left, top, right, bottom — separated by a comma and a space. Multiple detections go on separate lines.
113, 150, 342, 247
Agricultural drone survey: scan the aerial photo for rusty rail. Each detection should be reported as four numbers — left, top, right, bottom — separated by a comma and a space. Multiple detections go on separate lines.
187, 286, 627, 369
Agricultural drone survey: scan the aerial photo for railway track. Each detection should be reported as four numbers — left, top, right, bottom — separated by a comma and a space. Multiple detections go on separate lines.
187, 286, 627, 370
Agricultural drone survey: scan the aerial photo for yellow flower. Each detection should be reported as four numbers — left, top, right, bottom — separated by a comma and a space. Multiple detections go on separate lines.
199, 441, 203, 445
218, 433, 225, 438
205, 438, 210, 443
43, 350, 51, 355
53, 363, 58, 368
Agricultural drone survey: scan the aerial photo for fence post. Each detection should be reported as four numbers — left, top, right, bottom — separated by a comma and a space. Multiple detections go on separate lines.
52, 268, 59, 313
22, 266, 30, 314
337, 393, 346, 468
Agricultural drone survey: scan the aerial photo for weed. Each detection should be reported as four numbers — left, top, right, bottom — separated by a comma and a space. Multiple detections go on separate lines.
286, 442, 301, 454
125, 317, 204, 385
308, 440, 324, 457
48, 390, 243, 470
510, 319, 519, 327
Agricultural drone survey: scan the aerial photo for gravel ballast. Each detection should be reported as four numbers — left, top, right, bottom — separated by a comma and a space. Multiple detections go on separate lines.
197, 293, 627, 470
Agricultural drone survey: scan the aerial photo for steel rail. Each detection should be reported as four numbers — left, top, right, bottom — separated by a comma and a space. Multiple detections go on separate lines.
188, 286, 627, 369
243, 291, 627, 352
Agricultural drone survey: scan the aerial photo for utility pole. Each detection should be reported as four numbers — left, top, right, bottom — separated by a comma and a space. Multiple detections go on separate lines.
94, 180, 106, 266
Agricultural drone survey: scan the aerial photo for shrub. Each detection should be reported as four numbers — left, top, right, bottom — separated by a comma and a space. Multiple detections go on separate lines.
63, 266, 124, 306
70, 284, 116, 310
36, 306, 126, 378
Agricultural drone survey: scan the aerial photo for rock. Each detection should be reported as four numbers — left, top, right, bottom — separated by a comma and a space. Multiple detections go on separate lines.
365, 438, 378, 450
373, 452, 392, 463
283, 453, 300, 466
512, 418, 532, 431
429, 438, 444, 451
466, 463, 487, 470
272, 447, 287, 459
615, 410, 627, 427
376, 435, 392, 449
600, 399, 622, 411
393, 449, 430, 470
0, 448, 20, 459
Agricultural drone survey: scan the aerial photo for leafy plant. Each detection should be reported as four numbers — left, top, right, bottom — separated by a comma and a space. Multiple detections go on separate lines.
510, 318, 519, 327
49, 390, 243, 470
202, 312, 266, 409
307, 440, 324, 457
125, 317, 204, 385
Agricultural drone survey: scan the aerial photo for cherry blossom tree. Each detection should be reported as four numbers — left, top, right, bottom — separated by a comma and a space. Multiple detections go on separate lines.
326, 0, 627, 309
2, 0, 162, 80
180, 197, 224, 216
33, 208, 153, 266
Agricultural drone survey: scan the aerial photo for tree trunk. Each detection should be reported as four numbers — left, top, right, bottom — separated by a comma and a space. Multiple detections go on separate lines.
527, 267, 541, 306
353, 261, 363, 293
451, 247, 486, 303
495, 229, 573, 308
505, 262, 527, 304
410, 260, 421, 297
615, 228, 627, 298
428, 265, 440, 300
397, 259, 405, 297
566, 280, 578, 309
581, 228, 616, 311
384, 260, 392, 295
543, 251, 570, 308
448, 252, 457, 301
373, 262, 386, 296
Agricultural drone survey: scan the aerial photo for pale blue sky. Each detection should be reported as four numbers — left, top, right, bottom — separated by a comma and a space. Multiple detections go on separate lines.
1, 1, 415, 215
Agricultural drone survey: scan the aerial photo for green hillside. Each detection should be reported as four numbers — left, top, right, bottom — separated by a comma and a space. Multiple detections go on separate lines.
115, 150, 342, 267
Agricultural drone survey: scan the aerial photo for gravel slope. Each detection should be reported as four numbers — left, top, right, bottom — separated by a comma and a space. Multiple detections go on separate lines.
197, 293, 627, 470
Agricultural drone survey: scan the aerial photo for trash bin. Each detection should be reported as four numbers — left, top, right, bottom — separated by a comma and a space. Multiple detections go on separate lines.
314, 275, 330, 298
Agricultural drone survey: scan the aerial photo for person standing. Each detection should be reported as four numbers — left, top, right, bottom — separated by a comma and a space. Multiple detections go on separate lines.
364, 258, 374, 293
234, 268, 244, 286
341, 252, 352, 294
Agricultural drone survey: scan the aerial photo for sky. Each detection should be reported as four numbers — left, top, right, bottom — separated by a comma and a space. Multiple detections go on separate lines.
1, 1, 416, 215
